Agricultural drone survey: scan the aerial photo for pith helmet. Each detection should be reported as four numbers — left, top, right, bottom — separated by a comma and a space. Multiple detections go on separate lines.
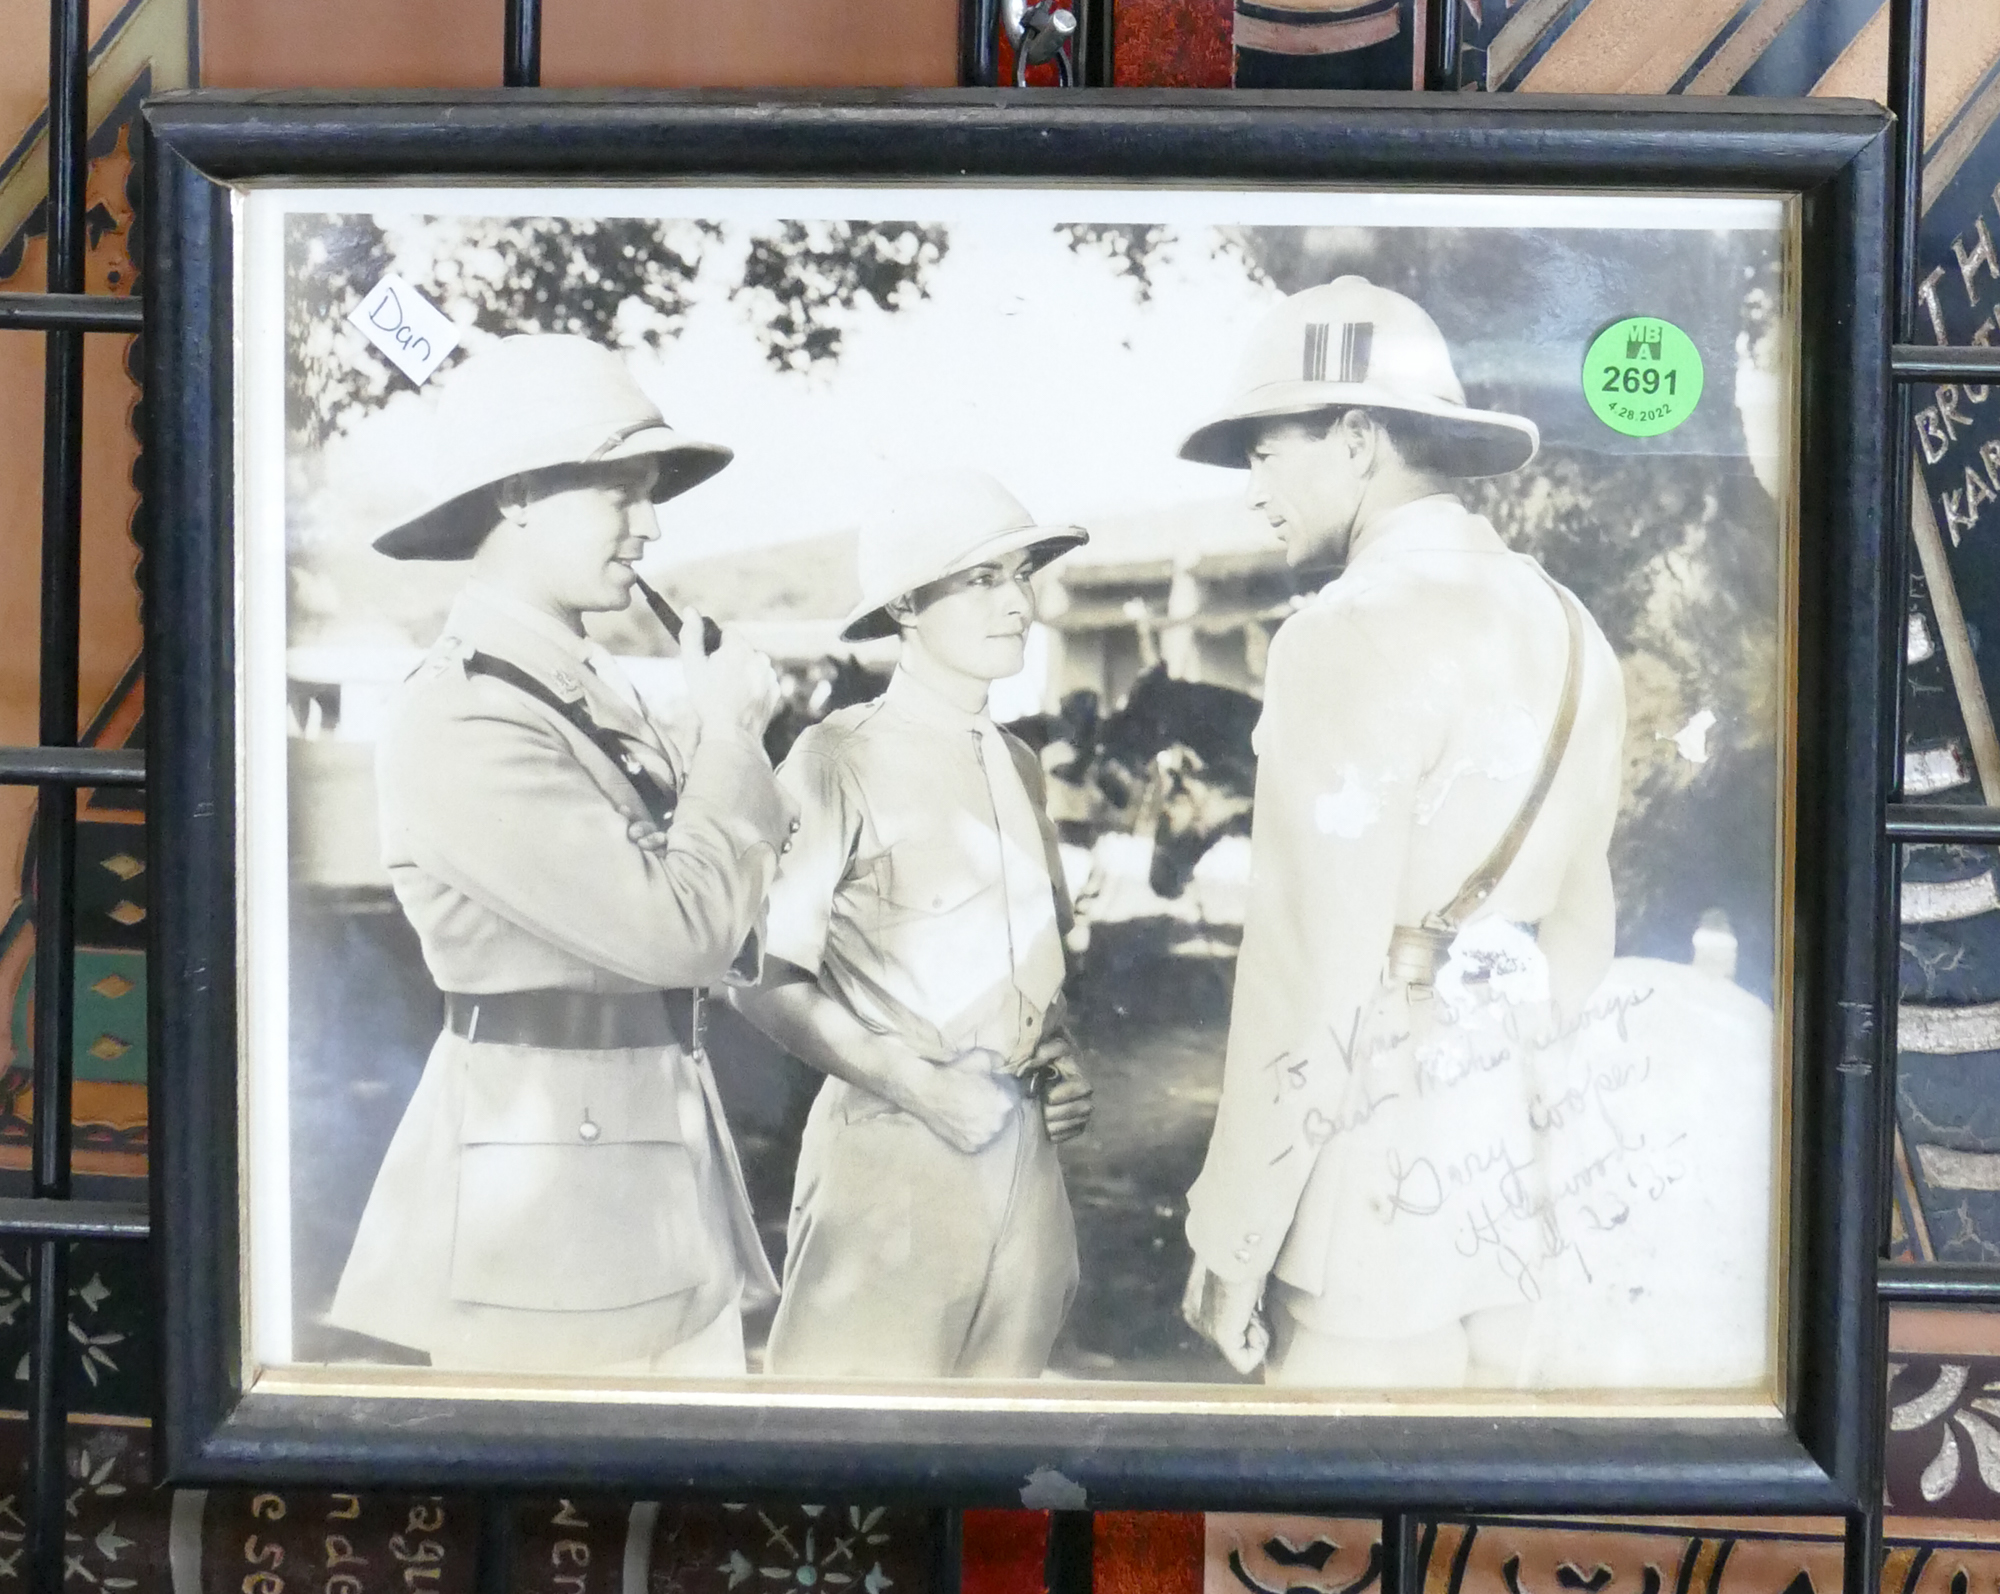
840, 469, 1088, 643
373, 334, 734, 561
1179, 276, 1539, 478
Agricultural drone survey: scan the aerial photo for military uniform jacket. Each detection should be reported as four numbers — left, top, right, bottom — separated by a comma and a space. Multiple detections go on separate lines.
327, 582, 790, 1368
1183, 496, 1628, 1338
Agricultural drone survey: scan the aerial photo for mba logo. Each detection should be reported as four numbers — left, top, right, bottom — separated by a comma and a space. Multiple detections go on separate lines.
1625, 323, 1665, 361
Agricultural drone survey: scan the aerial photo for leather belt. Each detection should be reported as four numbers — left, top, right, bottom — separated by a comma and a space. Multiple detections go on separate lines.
442, 988, 698, 1051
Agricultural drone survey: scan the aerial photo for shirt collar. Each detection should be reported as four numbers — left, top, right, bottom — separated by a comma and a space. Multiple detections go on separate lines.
884, 664, 993, 736
1317, 494, 1497, 597
455, 579, 597, 669
1353, 493, 1467, 556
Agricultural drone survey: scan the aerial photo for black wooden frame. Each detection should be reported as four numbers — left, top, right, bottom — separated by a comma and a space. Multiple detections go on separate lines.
141, 88, 1892, 1509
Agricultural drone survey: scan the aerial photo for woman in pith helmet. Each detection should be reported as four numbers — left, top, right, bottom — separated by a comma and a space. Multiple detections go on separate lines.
327, 333, 794, 1375
731, 468, 1095, 1379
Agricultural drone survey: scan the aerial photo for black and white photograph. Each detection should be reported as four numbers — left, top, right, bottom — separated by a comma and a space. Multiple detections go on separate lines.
232, 182, 1797, 1410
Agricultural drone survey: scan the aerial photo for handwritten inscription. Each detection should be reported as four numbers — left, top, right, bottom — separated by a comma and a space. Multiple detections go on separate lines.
346, 271, 460, 386
1256, 971, 1708, 1311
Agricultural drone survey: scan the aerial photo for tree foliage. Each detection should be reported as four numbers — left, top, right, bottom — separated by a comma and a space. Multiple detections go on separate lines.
1467, 450, 1783, 989
736, 220, 948, 372
283, 213, 949, 447
1055, 223, 1177, 302
1056, 223, 1267, 303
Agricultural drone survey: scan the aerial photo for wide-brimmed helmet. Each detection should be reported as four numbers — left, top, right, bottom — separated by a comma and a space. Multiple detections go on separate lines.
840, 469, 1087, 643
1178, 276, 1538, 478
372, 333, 733, 561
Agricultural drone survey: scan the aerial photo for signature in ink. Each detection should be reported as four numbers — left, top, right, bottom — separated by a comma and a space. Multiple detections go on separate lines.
1303, 1086, 1400, 1146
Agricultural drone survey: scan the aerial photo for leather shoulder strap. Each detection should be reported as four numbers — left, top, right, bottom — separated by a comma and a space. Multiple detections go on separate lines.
463, 650, 680, 827
1432, 568, 1585, 930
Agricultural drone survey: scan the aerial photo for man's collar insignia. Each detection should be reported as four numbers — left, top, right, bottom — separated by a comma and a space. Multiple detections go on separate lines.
420, 635, 472, 679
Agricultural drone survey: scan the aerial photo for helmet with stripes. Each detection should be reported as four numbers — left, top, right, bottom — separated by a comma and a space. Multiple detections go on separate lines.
1178, 275, 1538, 478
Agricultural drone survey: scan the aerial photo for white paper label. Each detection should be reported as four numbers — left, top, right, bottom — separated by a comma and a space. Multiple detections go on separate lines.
346, 272, 460, 385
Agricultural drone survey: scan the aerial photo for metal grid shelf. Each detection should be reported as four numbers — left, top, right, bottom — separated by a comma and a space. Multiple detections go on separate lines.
1894, 346, 2000, 380
0, 748, 145, 785
0, 0, 1949, 1588
0, 293, 143, 332
1885, 805, 2000, 841
0, 1197, 149, 1244
1879, 1263, 2000, 1304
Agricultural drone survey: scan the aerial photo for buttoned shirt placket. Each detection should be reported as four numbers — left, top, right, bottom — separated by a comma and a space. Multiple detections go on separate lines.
767, 667, 1064, 1069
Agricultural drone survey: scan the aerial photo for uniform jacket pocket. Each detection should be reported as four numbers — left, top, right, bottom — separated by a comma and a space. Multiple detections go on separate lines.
449, 1048, 717, 1312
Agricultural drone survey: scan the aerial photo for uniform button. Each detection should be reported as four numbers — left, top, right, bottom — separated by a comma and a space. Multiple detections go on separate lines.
782, 841, 793, 854
789, 817, 802, 833
578, 1119, 601, 1143
1246, 1232, 1261, 1244
1233, 1248, 1251, 1263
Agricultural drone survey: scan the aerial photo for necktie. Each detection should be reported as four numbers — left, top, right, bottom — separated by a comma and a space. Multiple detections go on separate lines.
582, 642, 646, 718
582, 642, 686, 785
975, 720, 1067, 1030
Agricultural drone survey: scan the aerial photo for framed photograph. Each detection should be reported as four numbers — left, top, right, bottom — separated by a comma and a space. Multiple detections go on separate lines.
145, 90, 1892, 1504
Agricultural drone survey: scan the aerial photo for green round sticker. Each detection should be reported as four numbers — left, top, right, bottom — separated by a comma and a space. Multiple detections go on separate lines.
1584, 317, 1704, 437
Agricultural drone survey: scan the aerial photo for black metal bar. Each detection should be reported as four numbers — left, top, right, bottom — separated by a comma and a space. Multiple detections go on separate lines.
1845, 1507, 1882, 1594
959, 0, 1000, 85
1424, 0, 1459, 92
1045, 1511, 1094, 1594
1885, 0, 1929, 801
1887, 0, 1928, 347
0, 292, 145, 333
930, 1509, 963, 1594
1891, 344, 2000, 380
1381, 1513, 1423, 1594
0, 747, 145, 787
0, 1198, 148, 1243
1848, 9, 1912, 1576
474, 1496, 518, 1594
1885, 803, 2000, 841
503, 0, 541, 87
30, 0, 88, 1587
1871, 12, 1924, 1594
1074, 0, 1113, 87
1879, 1261, 2000, 1302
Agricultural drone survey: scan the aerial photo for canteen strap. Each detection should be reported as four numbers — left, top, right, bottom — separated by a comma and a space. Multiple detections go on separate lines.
1431, 567, 1585, 933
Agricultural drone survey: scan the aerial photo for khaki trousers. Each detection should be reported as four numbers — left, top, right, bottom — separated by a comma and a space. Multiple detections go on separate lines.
765, 1082, 1079, 1380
